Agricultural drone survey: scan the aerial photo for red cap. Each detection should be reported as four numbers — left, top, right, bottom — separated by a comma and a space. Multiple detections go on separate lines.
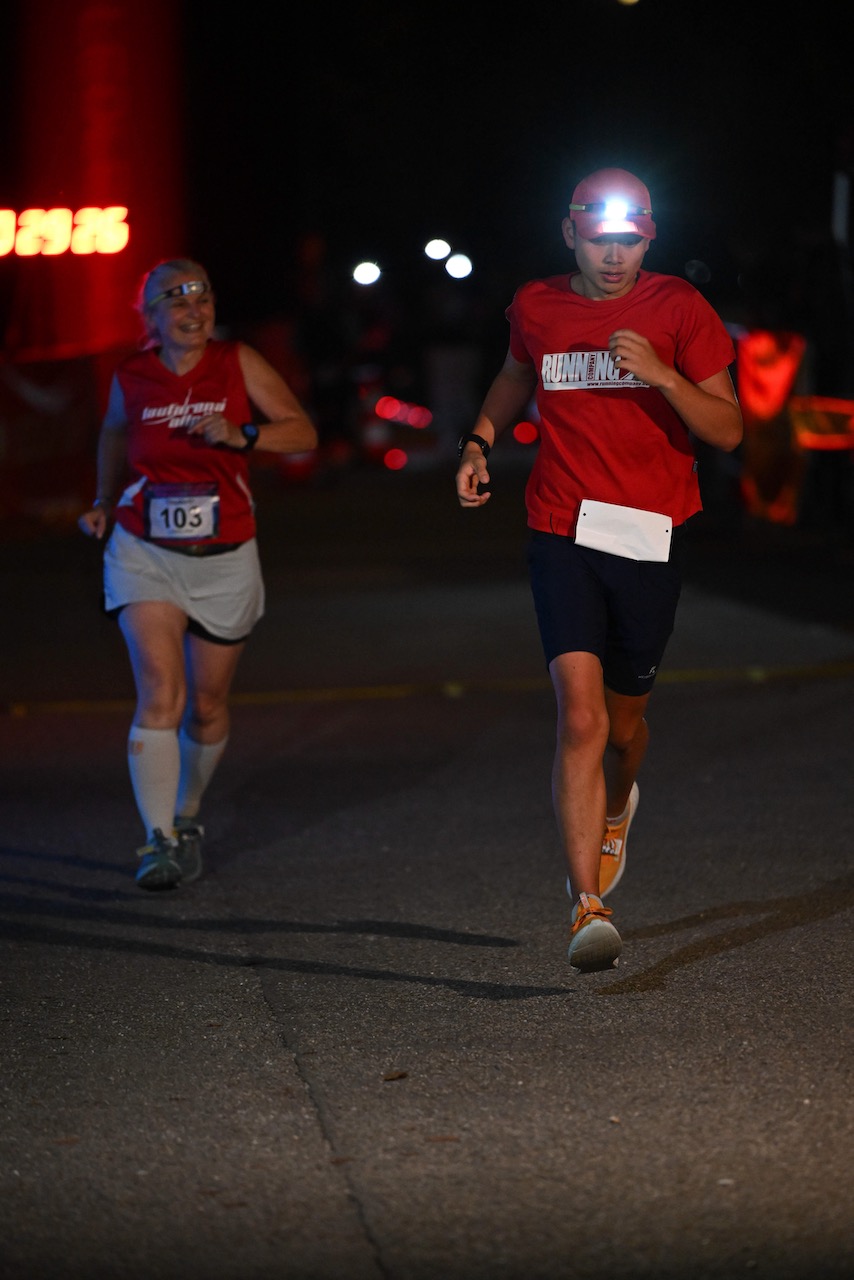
568, 168, 656, 240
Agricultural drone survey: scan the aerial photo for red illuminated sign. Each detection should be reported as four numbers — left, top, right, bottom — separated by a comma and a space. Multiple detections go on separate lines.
0, 206, 129, 256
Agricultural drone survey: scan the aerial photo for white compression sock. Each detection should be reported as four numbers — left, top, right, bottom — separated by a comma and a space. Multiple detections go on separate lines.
175, 730, 228, 819
127, 727, 181, 842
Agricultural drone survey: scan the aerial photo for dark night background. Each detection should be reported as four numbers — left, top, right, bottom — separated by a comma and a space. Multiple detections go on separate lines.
0, 0, 848, 585
172, 0, 853, 388
0, 0, 852, 405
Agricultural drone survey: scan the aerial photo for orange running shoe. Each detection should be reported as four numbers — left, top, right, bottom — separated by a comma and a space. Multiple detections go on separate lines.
567, 892, 621, 971
599, 782, 639, 898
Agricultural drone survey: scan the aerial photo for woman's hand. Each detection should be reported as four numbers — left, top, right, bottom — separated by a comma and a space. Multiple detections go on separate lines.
78, 501, 113, 539
188, 413, 244, 449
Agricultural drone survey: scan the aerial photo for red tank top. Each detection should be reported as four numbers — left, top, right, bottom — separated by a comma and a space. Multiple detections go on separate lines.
114, 341, 256, 544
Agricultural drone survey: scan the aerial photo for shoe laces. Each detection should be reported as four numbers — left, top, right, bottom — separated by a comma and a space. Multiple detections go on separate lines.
602, 834, 621, 859
571, 892, 614, 934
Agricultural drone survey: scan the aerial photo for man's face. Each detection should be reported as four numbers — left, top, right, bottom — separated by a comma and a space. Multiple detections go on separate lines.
562, 218, 649, 300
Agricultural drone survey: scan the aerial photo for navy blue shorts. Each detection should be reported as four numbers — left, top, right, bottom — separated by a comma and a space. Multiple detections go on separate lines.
526, 528, 685, 696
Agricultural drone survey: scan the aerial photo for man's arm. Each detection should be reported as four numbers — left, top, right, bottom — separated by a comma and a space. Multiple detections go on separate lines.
609, 329, 743, 452
456, 352, 537, 508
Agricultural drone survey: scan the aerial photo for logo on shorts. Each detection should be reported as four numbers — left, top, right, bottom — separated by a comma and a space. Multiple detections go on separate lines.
639, 665, 657, 681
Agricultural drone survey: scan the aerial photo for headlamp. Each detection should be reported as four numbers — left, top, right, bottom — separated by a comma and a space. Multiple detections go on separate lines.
147, 279, 210, 306
568, 199, 653, 219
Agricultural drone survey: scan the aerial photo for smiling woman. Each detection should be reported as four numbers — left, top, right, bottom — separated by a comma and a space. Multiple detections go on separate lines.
76, 257, 318, 892
137, 259, 216, 360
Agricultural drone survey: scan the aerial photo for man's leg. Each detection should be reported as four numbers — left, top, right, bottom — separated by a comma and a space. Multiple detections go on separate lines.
603, 686, 651, 819
549, 649, 610, 901
550, 653, 652, 970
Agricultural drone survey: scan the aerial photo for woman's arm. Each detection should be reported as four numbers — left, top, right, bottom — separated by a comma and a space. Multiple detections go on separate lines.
237, 344, 318, 454
78, 375, 129, 539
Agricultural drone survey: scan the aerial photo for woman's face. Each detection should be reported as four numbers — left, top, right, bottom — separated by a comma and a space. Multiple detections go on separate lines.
146, 272, 216, 354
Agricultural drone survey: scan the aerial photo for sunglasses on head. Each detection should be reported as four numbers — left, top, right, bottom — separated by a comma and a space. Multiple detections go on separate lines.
148, 279, 210, 306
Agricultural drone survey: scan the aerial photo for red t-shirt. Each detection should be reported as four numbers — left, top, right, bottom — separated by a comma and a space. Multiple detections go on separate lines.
113, 341, 256, 544
507, 270, 736, 534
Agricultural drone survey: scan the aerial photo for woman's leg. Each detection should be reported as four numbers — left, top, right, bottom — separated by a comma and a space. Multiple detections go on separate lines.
175, 632, 245, 823
118, 601, 190, 886
183, 631, 245, 745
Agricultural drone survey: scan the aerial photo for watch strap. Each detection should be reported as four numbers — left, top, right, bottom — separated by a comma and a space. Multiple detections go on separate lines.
457, 433, 490, 459
239, 423, 259, 451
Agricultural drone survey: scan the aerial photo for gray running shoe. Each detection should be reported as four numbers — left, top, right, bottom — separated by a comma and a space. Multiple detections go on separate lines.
174, 817, 204, 883
135, 828, 182, 890
567, 892, 622, 972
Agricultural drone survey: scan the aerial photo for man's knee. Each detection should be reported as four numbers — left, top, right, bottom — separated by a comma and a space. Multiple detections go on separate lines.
556, 700, 610, 752
607, 711, 647, 754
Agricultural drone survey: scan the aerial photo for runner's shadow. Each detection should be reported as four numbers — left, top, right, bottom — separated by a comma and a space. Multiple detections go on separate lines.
1, 916, 567, 1001
0, 890, 518, 947
598, 874, 854, 995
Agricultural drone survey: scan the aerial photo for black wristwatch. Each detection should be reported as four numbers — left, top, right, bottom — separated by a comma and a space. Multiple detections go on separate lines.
457, 433, 490, 459
239, 422, 260, 451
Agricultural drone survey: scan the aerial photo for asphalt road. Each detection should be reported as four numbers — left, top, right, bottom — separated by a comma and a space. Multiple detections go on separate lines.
1, 461, 853, 1280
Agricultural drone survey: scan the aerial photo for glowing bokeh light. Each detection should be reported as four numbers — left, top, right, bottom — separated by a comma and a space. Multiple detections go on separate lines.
513, 421, 540, 445
445, 253, 472, 279
353, 260, 381, 285
383, 447, 408, 470
407, 406, 433, 429
375, 395, 433, 428
424, 238, 451, 260
375, 396, 402, 420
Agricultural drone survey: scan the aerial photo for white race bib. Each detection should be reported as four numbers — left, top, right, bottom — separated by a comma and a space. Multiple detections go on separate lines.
575, 499, 672, 562
144, 483, 220, 541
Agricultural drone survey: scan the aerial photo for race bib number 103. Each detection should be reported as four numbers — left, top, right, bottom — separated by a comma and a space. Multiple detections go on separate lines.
144, 483, 220, 541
